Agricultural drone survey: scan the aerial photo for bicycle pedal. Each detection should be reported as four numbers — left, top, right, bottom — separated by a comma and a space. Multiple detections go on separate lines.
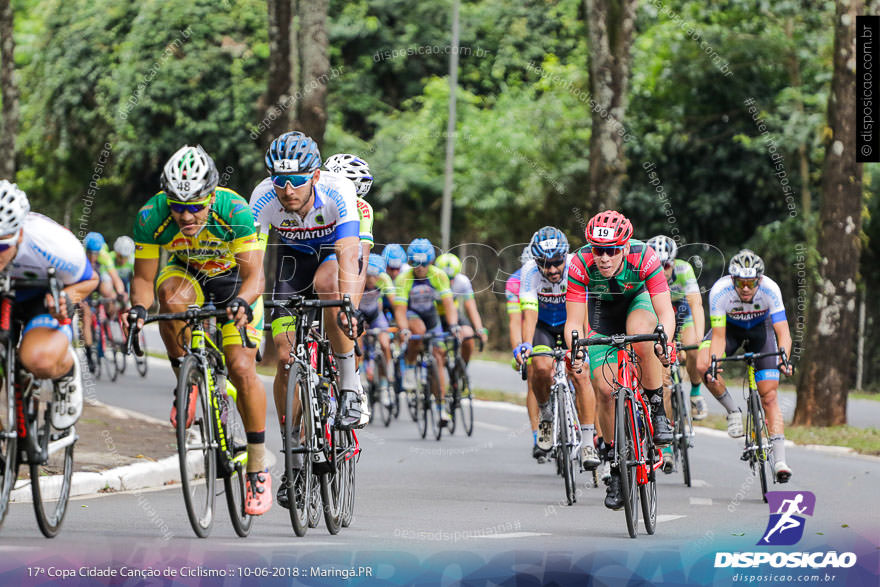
740, 453, 750, 462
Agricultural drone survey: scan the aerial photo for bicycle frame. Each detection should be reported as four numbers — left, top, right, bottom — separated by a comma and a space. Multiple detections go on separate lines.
613, 346, 660, 485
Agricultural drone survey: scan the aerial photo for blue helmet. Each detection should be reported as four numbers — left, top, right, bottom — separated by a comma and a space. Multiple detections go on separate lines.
407, 238, 436, 266
382, 243, 407, 270
265, 131, 322, 174
529, 226, 569, 260
84, 232, 105, 252
366, 254, 386, 276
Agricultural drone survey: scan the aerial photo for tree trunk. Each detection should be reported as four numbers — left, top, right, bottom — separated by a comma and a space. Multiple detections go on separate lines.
264, 0, 293, 146
793, 0, 863, 426
289, 0, 301, 130
0, 0, 18, 179
585, 0, 637, 210
784, 18, 812, 218
298, 0, 329, 148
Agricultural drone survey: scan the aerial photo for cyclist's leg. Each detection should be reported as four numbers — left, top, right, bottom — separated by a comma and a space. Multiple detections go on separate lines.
155, 264, 201, 367
626, 293, 673, 444
459, 324, 475, 364
378, 331, 392, 381
751, 320, 789, 478
80, 301, 95, 348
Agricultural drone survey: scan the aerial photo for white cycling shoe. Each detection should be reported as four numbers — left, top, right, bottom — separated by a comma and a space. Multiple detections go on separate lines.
727, 409, 744, 438
774, 461, 792, 483
52, 347, 83, 430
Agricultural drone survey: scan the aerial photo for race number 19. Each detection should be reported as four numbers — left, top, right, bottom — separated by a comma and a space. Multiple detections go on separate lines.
591, 227, 613, 240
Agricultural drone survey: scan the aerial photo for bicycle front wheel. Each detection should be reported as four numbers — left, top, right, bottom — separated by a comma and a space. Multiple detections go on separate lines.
177, 355, 216, 538
29, 397, 75, 538
100, 322, 118, 383
616, 390, 638, 538
0, 351, 17, 528
135, 331, 148, 377
415, 365, 428, 439
557, 389, 576, 505
320, 428, 351, 535
749, 390, 769, 502
285, 362, 313, 536
457, 365, 474, 437
341, 438, 356, 527
222, 389, 252, 537
672, 383, 692, 487
428, 364, 441, 441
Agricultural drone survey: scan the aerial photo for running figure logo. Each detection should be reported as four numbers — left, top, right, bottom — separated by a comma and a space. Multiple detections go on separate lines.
759, 491, 816, 546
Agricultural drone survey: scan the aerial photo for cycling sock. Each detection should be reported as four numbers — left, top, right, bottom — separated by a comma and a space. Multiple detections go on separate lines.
770, 434, 786, 463
580, 424, 595, 447
716, 390, 738, 413
334, 350, 358, 391
532, 430, 538, 445
644, 386, 663, 403
246, 430, 266, 473
644, 387, 666, 417
690, 383, 702, 396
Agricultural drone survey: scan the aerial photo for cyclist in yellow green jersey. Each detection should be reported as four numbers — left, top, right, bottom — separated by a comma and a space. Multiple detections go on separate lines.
81, 232, 128, 367
393, 238, 461, 424
122, 144, 272, 516
112, 236, 136, 292
357, 254, 396, 396
435, 252, 488, 365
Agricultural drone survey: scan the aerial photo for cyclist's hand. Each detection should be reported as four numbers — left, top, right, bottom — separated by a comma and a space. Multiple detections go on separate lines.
399, 328, 412, 343
449, 323, 462, 340
226, 297, 253, 329
513, 342, 532, 365
116, 291, 129, 305
479, 327, 489, 344
654, 341, 675, 367
778, 360, 793, 377
44, 292, 71, 323
568, 348, 585, 373
123, 304, 148, 335
337, 309, 358, 340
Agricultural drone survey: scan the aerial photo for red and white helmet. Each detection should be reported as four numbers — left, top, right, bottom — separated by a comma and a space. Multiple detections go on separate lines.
585, 210, 633, 246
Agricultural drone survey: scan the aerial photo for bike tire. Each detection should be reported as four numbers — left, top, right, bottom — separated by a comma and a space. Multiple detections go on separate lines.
307, 473, 321, 528
29, 398, 75, 538
458, 367, 474, 437
428, 364, 442, 441
0, 349, 17, 528
617, 390, 638, 539
286, 362, 312, 536
177, 355, 216, 538
415, 364, 428, 438
673, 383, 692, 487
558, 387, 576, 506
101, 322, 118, 383
750, 391, 769, 503
641, 409, 658, 535
320, 428, 349, 535
135, 331, 148, 377
222, 388, 252, 538
341, 441, 356, 527
379, 378, 393, 428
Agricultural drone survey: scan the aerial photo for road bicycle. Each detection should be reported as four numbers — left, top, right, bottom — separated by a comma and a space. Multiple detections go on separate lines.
126, 300, 254, 538
520, 338, 582, 506
667, 342, 698, 487
407, 332, 453, 441
710, 348, 791, 503
264, 295, 359, 536
575, 326, 667, 538
85, 296, 119, 382
443, 334, 481, 437
360, 327, 397, 427
0, 270, 79, 537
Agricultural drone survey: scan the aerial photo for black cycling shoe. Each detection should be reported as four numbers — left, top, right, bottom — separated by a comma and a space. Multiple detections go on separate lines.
277, 475, 290, 510
604, 470, 624, 510
532, 444, 550, 464
649, 397, 674, 446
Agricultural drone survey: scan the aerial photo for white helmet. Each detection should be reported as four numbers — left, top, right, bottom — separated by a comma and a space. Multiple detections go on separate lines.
729, 249, 764, 279
113, 236, 135, 258
0, 180, 30, 236
325, 153, 373, 198
160, 144, 219, 202
646, 235, 677, 265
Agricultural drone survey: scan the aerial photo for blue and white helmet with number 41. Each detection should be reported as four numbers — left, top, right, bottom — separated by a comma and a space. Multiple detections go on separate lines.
265, 131, 322, 174
529, 226, 569, 261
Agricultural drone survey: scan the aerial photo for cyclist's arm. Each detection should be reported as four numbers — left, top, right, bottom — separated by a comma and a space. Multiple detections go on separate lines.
392, 274, 410, 329
686, 291, 705, 338
772, 319, 792, 366
62, 273, 99, 306
234, 248, 264, 305
440, 294, 458, 326
130, 256, 159, 311
508, 311, 523, 351
107, 266, 126, 297
650, 290, 676, 340
564, 299, 586, 350
521, 308, 537, 349
463, 297, 484, 333
708, 324, 726, 367
335, 235, 362, 306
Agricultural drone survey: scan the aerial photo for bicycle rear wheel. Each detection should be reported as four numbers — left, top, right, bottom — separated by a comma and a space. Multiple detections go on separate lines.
29, 396, 75, 538
617, 390, 638, 538
557, 388, 576, 506
176, 355, 216, 538
0, 352, 17, 528
285, 363, 313, 536
100, 322, 118, 383
320, 428, 350, 535
222, 390, 252, 538
672, 383, 692, 487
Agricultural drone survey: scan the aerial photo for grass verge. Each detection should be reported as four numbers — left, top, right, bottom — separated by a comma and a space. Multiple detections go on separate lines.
471, 388, 526, 406
697, 414, 880, 456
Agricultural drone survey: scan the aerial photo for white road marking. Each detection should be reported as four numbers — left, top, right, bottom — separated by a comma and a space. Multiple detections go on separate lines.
656, 514, 686, 523
690, 479, 711, 488
474, 421, 515, 432
689, 497, 713, 506
481, 532, 551, 539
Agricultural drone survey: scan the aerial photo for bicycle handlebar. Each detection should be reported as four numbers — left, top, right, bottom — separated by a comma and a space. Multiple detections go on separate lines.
124, 305, 256, 356
709, 348, 790, 380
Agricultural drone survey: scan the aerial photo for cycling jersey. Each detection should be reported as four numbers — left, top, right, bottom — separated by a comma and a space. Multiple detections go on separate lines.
360, 273, 396, 316
393, 265, 452, 315
356, 197, 374, 247
10, 213, 93, 297
133, 188, 261, 277
505, 268, 523, 315
519, 256, 571, 328
566, 240, 668, 304
708, 275, 786, 330
93, 244, 115, 274
249, 172, 359, 254
667, 259, 699, 303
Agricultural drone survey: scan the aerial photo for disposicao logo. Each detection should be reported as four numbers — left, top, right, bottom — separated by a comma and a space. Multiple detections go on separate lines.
714, 492, 858, 569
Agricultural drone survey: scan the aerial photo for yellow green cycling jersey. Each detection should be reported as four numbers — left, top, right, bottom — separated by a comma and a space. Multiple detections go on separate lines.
356, 198, 374, 247
93, 244, 115, 274
393, 265, 452, 313
132, 187, 261, 277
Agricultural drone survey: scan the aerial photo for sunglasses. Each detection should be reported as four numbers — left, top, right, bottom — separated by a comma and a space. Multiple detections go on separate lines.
271, 173, 313, 189
535, 256, 565, 269
167, 199, 210, 214
0, 232, 19, 251
592, 245, 624, 257
734, 277, 760, 289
